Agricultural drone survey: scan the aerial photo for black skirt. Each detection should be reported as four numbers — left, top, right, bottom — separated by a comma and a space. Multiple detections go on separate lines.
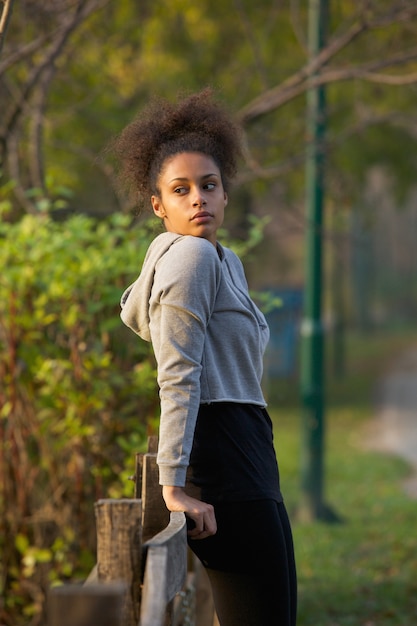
186, 402, 283, 504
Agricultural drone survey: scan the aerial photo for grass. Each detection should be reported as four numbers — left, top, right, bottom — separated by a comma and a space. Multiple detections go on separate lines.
269, 329, 417, 626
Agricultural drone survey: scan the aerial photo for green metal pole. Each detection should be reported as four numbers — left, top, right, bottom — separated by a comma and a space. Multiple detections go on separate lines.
300, 0, 330, 521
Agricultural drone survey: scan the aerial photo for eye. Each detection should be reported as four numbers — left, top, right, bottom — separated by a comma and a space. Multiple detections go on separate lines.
173, 186, 187, 194
204, 182, 216, 190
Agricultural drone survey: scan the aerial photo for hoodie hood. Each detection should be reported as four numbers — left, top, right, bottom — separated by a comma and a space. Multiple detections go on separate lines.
120, 232, 183, 341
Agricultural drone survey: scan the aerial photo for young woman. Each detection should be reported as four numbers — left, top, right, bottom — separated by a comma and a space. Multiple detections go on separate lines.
116, 89, 297, 626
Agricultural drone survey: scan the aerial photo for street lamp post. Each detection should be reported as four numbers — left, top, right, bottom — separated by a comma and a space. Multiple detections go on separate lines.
300, 0, 335, 521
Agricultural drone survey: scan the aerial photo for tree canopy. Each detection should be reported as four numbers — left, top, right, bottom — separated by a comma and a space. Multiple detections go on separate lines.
1, 0, 417, 217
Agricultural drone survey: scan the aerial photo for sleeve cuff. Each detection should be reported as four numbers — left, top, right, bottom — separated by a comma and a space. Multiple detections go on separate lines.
158, 464, 187, 487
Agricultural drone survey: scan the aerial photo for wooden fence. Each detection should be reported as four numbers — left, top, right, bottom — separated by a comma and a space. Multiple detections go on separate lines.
47, 437, 218, 626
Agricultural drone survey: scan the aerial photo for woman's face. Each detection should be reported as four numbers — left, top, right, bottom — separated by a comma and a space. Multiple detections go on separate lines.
151, 152, 228, 246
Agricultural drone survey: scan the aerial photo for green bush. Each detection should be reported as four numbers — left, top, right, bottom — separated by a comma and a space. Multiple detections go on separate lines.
0, 212, 159, 624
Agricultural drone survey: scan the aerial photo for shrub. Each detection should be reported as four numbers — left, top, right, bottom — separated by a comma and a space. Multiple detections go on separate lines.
0, 212, 158, 625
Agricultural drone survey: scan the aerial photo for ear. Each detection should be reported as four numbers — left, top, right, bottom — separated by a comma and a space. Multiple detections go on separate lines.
151, 195, 165, 219
224, 192, 228, 207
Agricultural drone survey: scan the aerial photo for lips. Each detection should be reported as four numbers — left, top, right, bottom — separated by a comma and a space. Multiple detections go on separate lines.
192, 211, 213, 220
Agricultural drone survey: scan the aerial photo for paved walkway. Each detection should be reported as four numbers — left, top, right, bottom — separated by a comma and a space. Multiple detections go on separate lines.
366, 347, 417, 498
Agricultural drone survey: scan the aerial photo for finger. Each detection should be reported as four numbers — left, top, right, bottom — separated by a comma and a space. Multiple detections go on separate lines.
189, 528, 215, 540
204, 508, 217, 535
186, 512, 204, 537
187, 512, 217, 539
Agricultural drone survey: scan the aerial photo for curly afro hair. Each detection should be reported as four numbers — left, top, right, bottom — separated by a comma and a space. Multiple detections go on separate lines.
111, 88, 242, 204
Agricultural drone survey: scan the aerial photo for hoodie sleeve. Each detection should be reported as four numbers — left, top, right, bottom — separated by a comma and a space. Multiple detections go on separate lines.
149, 236, 221, 486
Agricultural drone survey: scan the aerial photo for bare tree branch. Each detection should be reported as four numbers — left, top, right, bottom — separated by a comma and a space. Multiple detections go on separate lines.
238, 21, 366, 123
7, 133, 38, 214
1, 0, 111, 140
0, 0, 14, 57
239, 50, 417, 124
358, 70, 417, 86
0, 32, 54, 76
29, 63, 56, 192
0, 0, 112, 207
238, 5, 417, 123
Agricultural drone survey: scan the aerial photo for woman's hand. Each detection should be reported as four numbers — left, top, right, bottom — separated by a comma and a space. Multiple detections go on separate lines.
162, 485, 217, 540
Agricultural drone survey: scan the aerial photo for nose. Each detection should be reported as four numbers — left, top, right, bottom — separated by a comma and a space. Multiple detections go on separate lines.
192, 187, 207, 207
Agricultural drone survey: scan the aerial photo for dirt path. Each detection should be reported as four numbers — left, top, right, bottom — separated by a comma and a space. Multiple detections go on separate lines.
366, 347, 417, 498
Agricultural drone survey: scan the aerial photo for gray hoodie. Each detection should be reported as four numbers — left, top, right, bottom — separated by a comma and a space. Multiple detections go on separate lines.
120, 232, 270, 486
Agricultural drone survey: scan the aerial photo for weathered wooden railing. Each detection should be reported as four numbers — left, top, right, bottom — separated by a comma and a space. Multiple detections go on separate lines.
48, 437, 218, 626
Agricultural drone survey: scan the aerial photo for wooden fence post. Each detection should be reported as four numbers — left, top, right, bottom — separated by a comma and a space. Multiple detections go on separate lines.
140, 512, 187, 626
135, 437, 170, 544
48, 582, 126, 626
136, 437, 217, 625
141, 453, 170, 543
95, 498, 142, 626
48, 435, 218, 626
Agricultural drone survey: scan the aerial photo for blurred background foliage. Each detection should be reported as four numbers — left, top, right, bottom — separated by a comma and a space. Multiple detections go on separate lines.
1, 0, 417, 623
0, 211, 159, 622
